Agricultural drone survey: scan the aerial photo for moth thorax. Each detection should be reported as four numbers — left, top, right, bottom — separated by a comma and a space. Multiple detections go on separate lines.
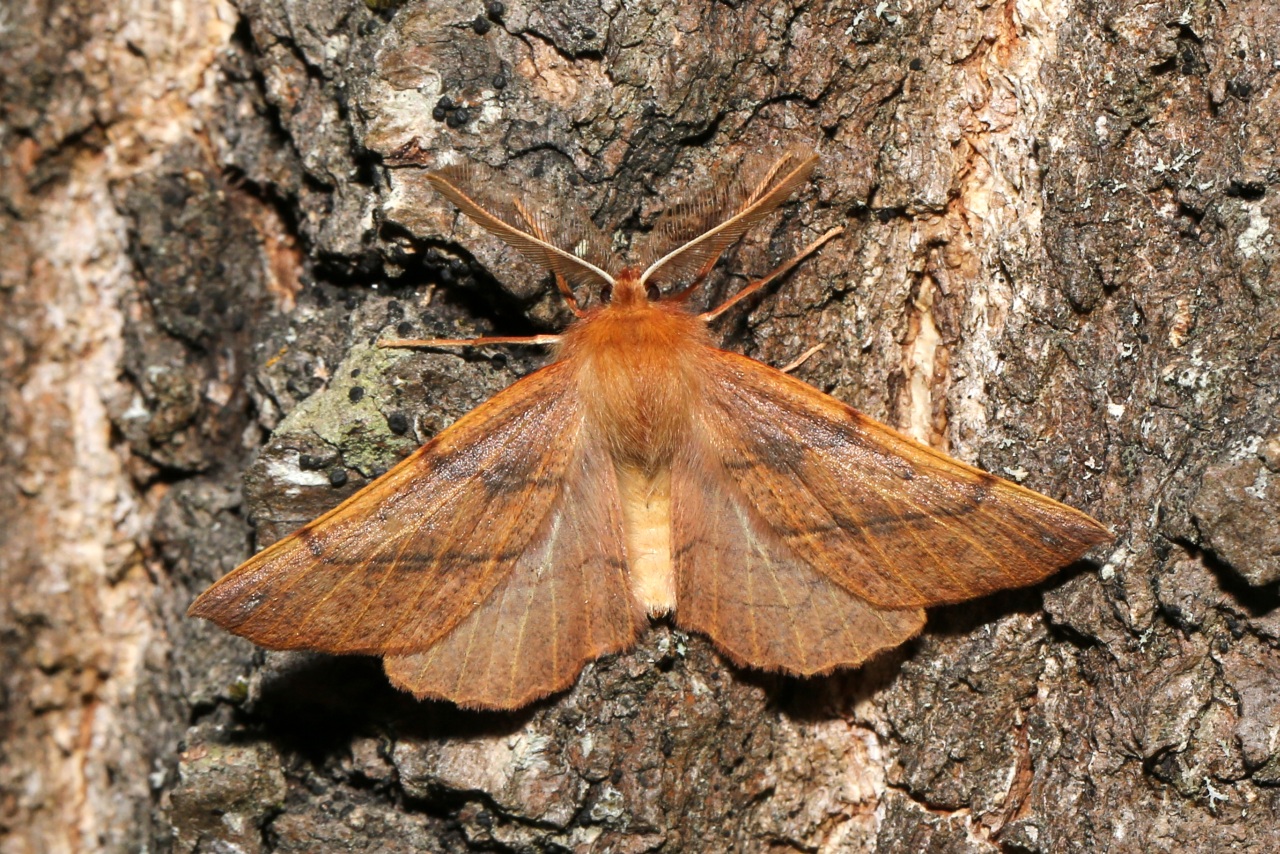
570, 303, 706, 470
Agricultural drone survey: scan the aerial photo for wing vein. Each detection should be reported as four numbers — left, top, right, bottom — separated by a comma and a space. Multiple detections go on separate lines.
328, 520, 422, 648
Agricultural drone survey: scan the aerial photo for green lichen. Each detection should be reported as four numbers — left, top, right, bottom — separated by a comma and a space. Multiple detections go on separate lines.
273, 343, 420, 476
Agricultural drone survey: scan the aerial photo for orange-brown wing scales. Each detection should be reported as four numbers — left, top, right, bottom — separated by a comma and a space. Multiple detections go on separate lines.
188, 362, 587, 656
384, 440, 644, 709
697, 349, 1111, 611
672, 454, 925, 674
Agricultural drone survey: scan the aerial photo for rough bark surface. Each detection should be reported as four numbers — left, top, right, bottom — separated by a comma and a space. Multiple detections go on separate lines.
2, 0, 1278, 851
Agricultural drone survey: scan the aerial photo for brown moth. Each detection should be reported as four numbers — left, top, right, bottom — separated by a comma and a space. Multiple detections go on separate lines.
189, 145, 1111, 710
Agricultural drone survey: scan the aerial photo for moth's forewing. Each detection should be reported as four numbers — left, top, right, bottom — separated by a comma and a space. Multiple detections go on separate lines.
189, 361, 642, 709
686, 347, 1111, 614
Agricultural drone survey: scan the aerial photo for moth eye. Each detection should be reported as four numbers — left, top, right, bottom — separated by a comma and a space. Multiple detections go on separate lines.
646, 282, 661, 301
600, 282, 613, 303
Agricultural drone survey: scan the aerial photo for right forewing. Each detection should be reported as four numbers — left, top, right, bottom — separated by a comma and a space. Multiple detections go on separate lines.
188, 360, 643, 702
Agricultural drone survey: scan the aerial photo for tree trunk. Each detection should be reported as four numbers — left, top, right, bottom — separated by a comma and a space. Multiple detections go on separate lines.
3, 0, 1278, 851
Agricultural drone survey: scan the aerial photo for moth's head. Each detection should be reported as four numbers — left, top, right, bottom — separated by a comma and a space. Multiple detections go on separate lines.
602, 268, 663, 308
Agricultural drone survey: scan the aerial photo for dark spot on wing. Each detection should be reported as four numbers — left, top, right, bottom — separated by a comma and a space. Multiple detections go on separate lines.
884, 455, 915, 481
1040, 531, 1066, 548
297, 527, 325, 557
479, 462, 561, 495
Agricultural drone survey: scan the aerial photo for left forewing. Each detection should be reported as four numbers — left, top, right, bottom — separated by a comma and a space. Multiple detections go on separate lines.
692, 349, 1112, 611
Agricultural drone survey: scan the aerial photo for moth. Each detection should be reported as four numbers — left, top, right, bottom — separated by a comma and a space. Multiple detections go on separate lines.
189, 145, 1110, 710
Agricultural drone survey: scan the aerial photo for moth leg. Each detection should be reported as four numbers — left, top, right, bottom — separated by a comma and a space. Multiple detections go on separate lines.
699, 226, 843, 322
667, 216, 825, 305
779, 342, 826, 374
378, 334, 563, 349
665, 252, 730, 303
552, 273, 585, 315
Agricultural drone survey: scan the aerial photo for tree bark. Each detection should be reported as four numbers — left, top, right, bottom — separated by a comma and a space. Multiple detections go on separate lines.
3, 0, 1278, 851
